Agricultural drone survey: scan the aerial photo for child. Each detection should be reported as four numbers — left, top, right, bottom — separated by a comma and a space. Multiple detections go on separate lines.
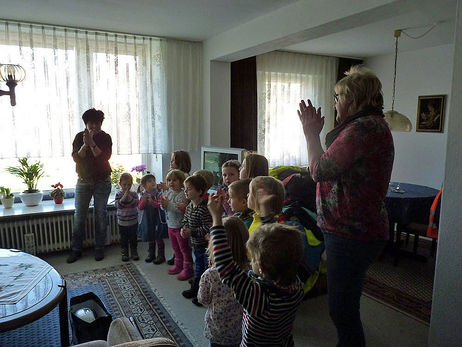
219, 159, 240, 216
197, 216, 249, 347
114, 173, 139, 261
207, 194, 304, 346
138, 173, 166, 264
193, 169, 215, 193
248, 176, 325, 294
170, 150, 191, 175
239, 152, 269, 179
166, 150, 191, 266
228, 178, 254, 228
181, 175, 212, 306
160, 169, 193, 279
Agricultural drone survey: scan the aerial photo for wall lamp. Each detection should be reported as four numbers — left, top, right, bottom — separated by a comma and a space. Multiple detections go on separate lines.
0, 64, 26, 106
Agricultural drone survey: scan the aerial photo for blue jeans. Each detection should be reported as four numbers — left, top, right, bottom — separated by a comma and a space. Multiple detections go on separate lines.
72, 177, 111, 251
194, 249, 209, 280
323, 232, 387, 347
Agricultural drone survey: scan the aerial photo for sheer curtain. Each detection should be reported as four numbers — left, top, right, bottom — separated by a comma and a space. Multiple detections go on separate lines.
256, 51, 338, 167
0, 20, 202, 159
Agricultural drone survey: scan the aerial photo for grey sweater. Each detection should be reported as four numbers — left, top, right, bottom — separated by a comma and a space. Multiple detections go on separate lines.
162, 189, 188, 229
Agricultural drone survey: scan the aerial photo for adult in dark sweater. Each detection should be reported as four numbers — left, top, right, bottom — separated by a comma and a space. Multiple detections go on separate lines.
67, 108, 112, 263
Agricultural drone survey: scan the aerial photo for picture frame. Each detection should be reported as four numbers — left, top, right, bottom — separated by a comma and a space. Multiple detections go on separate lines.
416, 95, 446, 133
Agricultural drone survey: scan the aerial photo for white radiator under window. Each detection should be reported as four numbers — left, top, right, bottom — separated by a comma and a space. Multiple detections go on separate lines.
0, 210, 119, 254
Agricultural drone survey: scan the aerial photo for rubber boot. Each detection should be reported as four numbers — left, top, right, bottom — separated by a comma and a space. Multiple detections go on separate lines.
145, 242, 156, 262
177, 261, 194, 281
153, 242, 165, 265
182, 277, 199, 299
168, 257, 183, 275
121, 248, 129, 262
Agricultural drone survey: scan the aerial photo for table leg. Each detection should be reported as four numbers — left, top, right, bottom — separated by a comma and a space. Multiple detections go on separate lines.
59, 280, 69, 347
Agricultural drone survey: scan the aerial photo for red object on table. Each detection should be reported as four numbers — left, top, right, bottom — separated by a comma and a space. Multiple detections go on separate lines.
53, 196, 63, 204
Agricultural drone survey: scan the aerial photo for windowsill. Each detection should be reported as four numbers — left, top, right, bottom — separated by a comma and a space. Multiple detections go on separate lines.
0, 194, 116, 219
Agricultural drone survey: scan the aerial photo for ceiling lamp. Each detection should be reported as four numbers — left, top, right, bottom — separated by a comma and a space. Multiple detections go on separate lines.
384, 30, 412, 132
0, 63, 26, 106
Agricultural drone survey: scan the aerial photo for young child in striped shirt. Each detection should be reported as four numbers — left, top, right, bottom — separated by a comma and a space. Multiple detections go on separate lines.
181, 175, 212, 306
115, 173, 139, 261
207, 193, 304, 347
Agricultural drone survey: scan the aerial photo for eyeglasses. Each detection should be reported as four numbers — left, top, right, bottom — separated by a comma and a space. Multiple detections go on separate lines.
333, 93, 340, 104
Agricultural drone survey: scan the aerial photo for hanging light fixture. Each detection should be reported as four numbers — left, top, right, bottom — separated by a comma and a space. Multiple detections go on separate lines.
384, 30, 412, 132
0, 63, 26, 106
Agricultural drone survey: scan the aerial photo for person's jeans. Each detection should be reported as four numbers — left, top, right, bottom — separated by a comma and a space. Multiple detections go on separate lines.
72, 177, 111, 251
323, 232, 387, 347
193, 249, 208, 280
119, 224, 138, 249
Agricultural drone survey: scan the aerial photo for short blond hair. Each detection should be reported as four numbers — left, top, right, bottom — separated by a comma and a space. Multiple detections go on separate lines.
336, 65, 384, 113
250, 176, 285, 214
193, 169, 215, 191
166, 169, 186, 185
247, 223, 303, 285
229, 178, 251, 200
119, 172, 133, 185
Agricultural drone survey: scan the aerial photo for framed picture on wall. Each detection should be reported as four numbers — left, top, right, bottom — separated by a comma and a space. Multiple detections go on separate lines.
416, 95, 446, 133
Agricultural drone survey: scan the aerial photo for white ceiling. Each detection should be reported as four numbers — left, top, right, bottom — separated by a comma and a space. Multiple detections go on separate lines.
0, 0, 457, 59
284, 0, 457, 58
0, 0, 298, 41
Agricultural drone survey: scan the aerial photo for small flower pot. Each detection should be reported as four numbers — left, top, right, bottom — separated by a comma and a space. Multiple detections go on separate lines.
1, 196, 14, 209
53, 196, 64, 204
19, 191, 43, 207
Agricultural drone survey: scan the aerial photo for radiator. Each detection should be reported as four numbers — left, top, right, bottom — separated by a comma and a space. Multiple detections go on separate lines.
0, 210, 119, 254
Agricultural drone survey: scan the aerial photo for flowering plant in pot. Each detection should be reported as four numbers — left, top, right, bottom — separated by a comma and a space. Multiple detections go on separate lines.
131, 164, 147, 184
0, 186, 15, 209
50, 182, 65, 204
6, 157, 45, 206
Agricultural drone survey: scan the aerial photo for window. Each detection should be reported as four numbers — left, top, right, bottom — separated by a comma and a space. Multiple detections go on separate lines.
256, 51, 338, 167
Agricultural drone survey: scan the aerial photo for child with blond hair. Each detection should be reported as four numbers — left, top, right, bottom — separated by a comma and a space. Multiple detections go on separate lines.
218, 159, 241, 216
197, 216, 249, 347
228, 178, 253, 228
160, 169, 192, 279
138, 174, 166, 264
115, 173, 139, 261
208, 194, 304, 346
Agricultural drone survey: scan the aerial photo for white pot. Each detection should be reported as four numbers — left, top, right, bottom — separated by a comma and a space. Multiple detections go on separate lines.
19, 191, 43, 206
1, 196, 14, 208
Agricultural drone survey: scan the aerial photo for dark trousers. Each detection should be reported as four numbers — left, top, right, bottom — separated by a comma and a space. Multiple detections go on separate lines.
119, 224, 138, 249
323, 232, 386, 347
193, 249, 208, 280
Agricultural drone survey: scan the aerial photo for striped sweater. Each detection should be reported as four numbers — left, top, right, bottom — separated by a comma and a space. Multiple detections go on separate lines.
182, 199, 212, 251
211, 226, 304, 347
115, 190, 139, 226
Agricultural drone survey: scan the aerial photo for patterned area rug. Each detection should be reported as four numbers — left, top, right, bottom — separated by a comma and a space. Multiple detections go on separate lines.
363, 242, 435, 324
0, 263, 193, 346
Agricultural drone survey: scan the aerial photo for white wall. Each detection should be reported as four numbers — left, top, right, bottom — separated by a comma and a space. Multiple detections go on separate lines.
366, 44, 454, 189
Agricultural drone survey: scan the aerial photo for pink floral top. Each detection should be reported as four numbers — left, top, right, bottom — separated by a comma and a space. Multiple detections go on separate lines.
310, 114, 394, 241
197, 267, 244, 345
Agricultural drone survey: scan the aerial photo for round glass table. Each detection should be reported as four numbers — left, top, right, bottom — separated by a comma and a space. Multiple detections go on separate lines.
0, 249, 68, 346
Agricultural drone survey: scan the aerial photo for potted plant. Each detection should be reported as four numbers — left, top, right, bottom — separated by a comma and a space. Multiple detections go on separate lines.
50, 182, 65, 204
0, 186, 15, 209
6, 157, 45, 206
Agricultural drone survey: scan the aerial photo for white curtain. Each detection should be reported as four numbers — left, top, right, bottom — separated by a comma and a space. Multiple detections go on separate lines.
257, 51, 338, 167
0, 21, 202, 159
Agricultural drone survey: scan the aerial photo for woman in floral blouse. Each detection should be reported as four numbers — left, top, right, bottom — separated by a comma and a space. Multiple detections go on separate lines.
297, 65, 394, 347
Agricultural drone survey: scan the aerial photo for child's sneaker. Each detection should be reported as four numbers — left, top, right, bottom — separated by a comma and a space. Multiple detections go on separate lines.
131, 246, 139, 261
121, 248, 129, 262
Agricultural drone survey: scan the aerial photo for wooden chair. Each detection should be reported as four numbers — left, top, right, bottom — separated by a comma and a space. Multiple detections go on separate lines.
394, 188, 442, 265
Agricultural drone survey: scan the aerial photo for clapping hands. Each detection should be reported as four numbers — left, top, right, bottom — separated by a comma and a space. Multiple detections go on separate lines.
297, 99, 324, 138
207, 193, 224, 226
